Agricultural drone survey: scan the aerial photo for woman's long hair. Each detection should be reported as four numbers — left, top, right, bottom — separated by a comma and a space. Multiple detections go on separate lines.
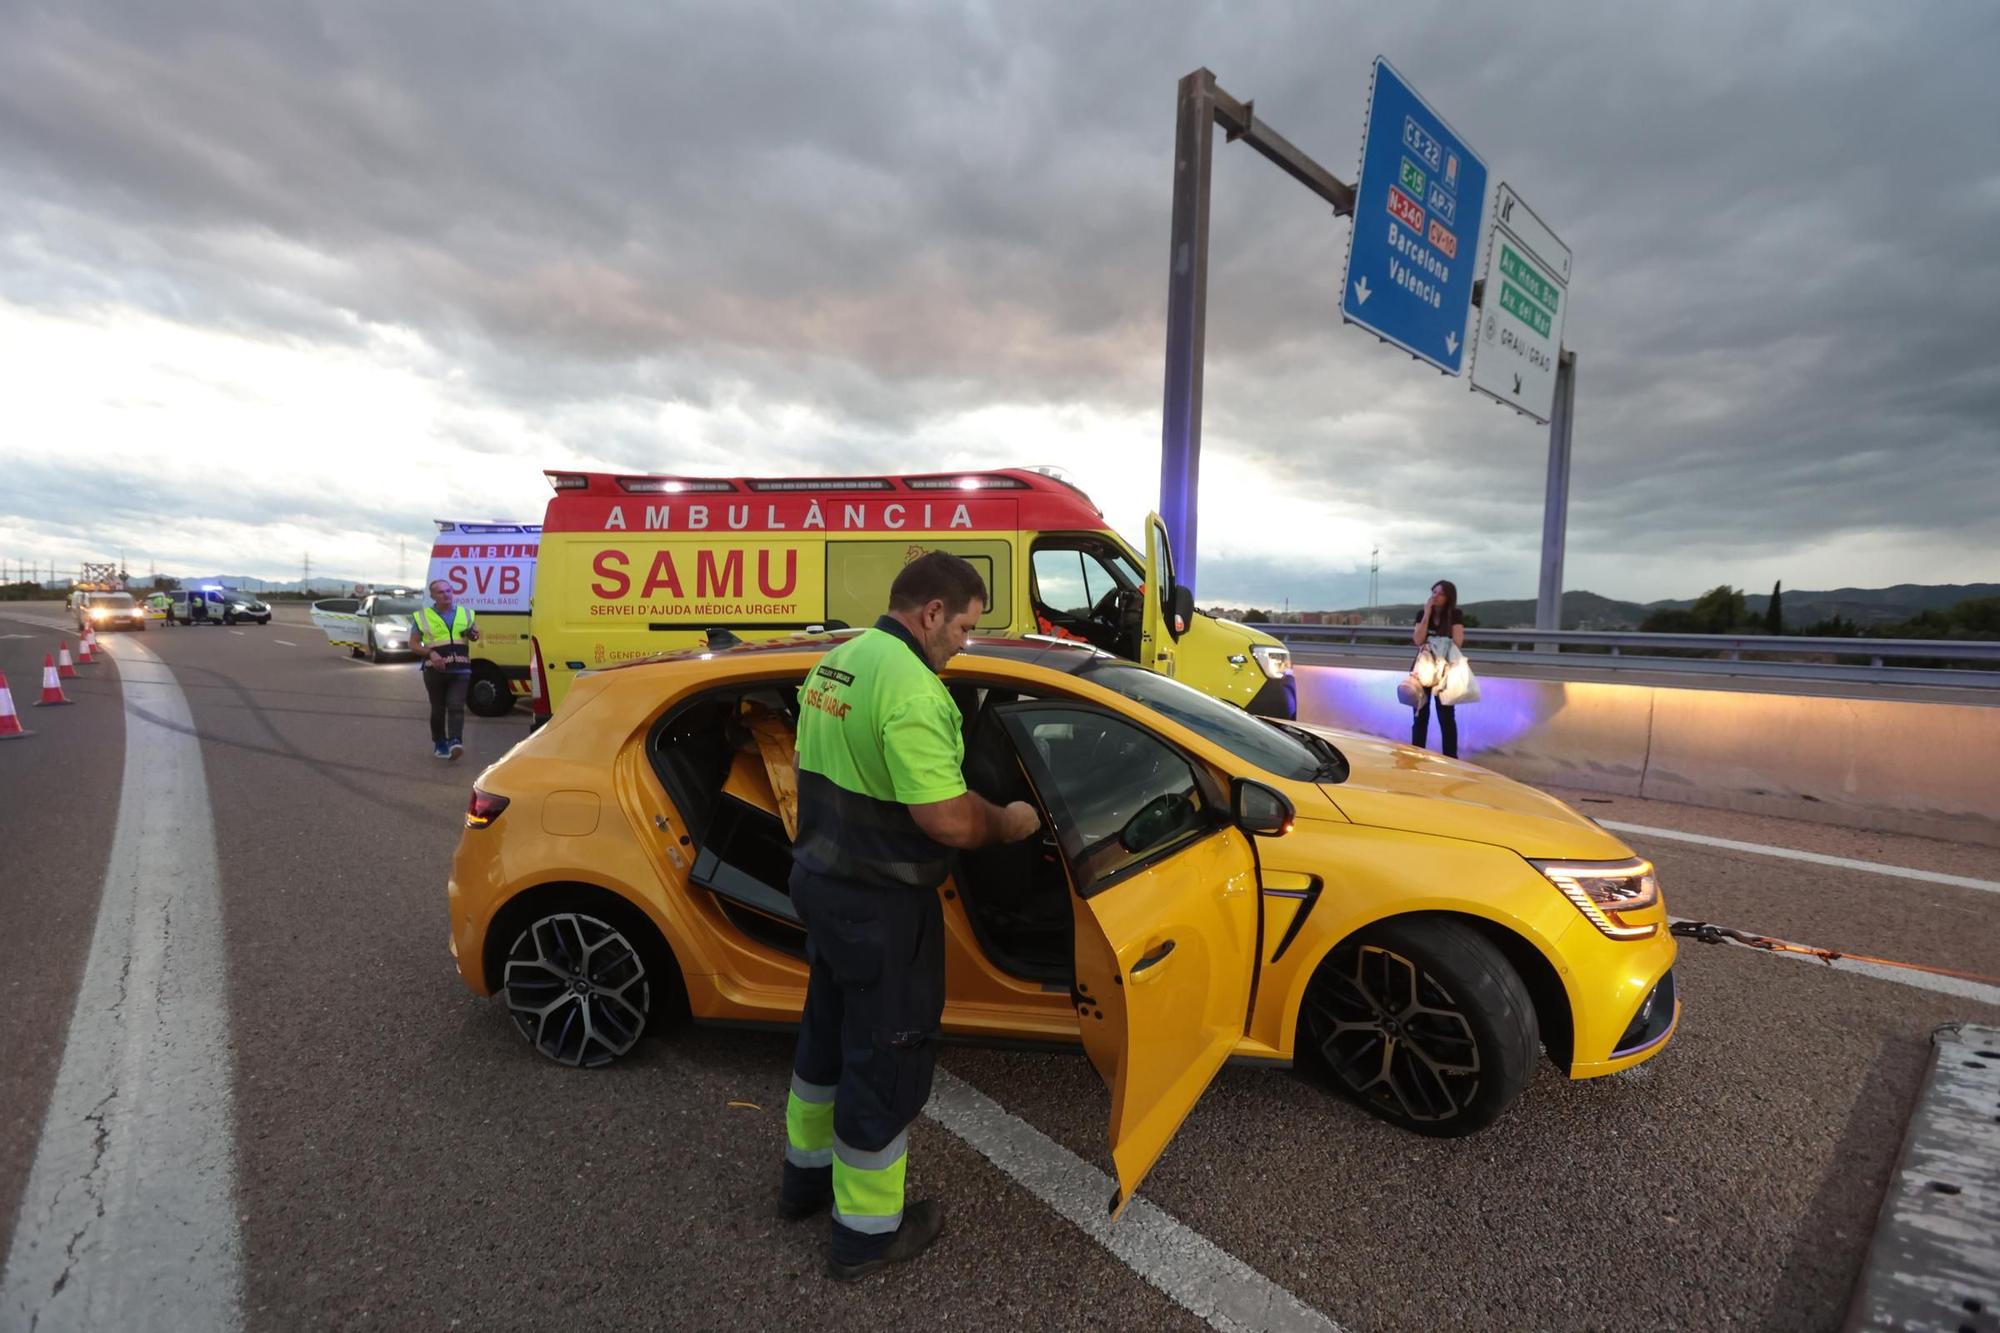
1430, 579, 1459, 631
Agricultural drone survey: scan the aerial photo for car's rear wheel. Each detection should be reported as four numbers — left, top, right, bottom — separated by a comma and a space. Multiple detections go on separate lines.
1298, 917, 1537, 1137
502, 908, 661, 1068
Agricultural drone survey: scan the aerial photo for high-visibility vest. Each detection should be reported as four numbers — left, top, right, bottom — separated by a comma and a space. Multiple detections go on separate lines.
414, 604, 476, 662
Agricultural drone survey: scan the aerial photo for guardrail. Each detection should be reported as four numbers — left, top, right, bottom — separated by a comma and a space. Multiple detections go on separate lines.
1243, 623, 2000, 690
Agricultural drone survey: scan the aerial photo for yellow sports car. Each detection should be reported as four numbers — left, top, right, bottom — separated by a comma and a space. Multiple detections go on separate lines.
447, 636, 1676, 1208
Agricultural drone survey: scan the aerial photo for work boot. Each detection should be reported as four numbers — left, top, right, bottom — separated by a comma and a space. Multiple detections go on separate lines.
825, 1201, 945, 1282
774, 1190, 831, 1221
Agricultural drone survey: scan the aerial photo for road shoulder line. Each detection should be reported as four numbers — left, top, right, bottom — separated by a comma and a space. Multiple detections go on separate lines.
1603, 820, 2000, 894
926, 1067, 1341, 1333
1, 635, 244, 1331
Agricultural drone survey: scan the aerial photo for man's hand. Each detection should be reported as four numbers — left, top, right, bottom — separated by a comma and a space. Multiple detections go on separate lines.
911, 792, 1043, 850
425, 651, 445, 670
998, 801, 1040, 843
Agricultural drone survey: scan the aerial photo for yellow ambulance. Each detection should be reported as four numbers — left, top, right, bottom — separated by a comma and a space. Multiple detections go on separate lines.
529, 468, 1294, 719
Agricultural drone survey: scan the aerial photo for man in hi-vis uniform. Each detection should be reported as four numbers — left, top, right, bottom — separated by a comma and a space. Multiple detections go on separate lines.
412, 578, 480, 760
779, 552, 1039, 1279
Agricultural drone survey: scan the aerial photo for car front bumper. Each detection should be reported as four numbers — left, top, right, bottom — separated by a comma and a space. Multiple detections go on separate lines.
1560, 914, 1680, 1078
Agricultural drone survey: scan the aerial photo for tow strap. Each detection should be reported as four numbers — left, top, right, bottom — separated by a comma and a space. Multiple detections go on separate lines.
1669, 919, 2000, 988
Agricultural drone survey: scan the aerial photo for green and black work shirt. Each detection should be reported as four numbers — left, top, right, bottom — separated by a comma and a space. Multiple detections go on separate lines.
792, 617, 967, 891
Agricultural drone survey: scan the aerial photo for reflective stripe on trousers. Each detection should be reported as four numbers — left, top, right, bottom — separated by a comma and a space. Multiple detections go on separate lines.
785, 1074, 835, 1170
831, 1131, 908, 1234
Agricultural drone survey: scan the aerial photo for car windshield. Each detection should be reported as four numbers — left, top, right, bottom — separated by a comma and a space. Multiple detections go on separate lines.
374, 598, 421, 615
1077, 662, 1327, 781
94, 594, 136, 608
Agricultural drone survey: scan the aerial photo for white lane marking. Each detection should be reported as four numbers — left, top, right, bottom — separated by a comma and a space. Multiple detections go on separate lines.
1669, 917, 2000, 1008
229, 630, 244, 636
926, 1068, 1341, 1333
2, 635, 243, 1331
1602, 820, 2000, 895
271, 639, 296, 646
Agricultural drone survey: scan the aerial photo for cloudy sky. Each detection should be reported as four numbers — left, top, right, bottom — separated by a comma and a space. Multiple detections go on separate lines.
3, 1, 1996, 607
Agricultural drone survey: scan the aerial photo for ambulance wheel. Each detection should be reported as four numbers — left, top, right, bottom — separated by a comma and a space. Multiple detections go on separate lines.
367, 634, 385, 664
498, 892, 685, 1069
467, 666, 515, 717
1298, 916, 1537, 1137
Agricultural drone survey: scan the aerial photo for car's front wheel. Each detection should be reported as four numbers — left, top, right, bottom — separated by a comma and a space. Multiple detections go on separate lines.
503, 909, 660, 1068
1298, 917, 1537, 1137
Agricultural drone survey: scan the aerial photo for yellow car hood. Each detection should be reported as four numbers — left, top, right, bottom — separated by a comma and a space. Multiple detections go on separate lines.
1298, 724, 1634, 860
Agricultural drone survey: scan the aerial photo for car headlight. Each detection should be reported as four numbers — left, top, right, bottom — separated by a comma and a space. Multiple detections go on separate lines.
90, 608, 107, 619
1249, 644, 1291, 680
1530, 857, 1661, 939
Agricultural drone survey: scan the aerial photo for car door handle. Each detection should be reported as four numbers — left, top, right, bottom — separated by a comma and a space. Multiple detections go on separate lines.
1130, 939, 1176, 977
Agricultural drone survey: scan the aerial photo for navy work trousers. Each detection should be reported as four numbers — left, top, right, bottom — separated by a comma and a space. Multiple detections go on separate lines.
424, 668, 470, 744
781, 867, 945, 1264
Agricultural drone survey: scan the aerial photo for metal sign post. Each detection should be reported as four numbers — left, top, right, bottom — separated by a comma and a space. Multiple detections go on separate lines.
1158, 70, 1355, 595
1159, 71, 1220, 599
1535, 349, 1577, 640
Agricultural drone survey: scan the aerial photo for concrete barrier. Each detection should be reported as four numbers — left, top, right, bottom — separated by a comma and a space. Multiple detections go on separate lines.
1296, 664, 2000, 847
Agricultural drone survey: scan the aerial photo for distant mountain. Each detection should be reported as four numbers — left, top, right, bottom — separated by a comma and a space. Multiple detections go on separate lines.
1327, 583, 1998, 631
178, 574, 383, 594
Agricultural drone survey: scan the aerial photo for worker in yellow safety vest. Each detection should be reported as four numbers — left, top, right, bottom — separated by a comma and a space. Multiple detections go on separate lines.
777, 552, 1039, 1279
412, 578, 481, 761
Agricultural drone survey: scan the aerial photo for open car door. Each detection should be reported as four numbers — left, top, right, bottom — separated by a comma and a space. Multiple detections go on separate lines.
310, 597, 365, 651
1141, 513, 1181, 679
996, 700, 1258, 1217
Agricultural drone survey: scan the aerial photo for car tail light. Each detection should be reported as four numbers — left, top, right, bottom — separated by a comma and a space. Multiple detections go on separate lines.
466, 788, 510, 829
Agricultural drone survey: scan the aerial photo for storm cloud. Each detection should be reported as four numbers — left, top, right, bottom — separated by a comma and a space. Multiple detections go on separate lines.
2, 1, 1995, 606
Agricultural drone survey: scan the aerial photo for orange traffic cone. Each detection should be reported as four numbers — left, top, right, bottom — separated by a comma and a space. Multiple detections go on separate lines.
56, 642, 77, 679
0, 671, 28, 738
36, 654, 73, 706
76, 635, 94, 665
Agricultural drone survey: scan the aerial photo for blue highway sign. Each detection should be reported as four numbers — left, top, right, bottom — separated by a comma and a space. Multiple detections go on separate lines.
1340, 58, 1488, 375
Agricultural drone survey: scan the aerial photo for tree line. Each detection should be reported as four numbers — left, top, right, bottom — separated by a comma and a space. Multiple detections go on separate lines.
1640, 581, 2000, 641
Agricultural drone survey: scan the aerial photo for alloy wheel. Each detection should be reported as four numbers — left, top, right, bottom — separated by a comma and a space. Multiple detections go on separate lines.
503, 912, 651, 1067
1302, 943, 1482, 1123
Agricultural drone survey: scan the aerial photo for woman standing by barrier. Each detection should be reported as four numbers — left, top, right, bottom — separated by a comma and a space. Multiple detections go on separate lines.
1412, 580, 1466, 757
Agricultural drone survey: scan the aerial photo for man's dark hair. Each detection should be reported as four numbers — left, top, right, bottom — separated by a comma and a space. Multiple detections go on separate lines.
889, 551, 988, 617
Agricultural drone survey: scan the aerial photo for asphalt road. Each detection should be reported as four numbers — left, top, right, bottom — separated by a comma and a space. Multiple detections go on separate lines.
3, 599, 1995, 1332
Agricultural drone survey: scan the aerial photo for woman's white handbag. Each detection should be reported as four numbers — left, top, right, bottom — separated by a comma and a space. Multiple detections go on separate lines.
1437, 649, 1481, 705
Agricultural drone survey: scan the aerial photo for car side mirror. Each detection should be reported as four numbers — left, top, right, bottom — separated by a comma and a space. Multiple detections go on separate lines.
1168, 585, 1196, 641
1231, 778, 1294, 837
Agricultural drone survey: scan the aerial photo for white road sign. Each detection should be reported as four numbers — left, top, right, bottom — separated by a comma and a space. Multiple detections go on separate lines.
1470, 183, 1571, 423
